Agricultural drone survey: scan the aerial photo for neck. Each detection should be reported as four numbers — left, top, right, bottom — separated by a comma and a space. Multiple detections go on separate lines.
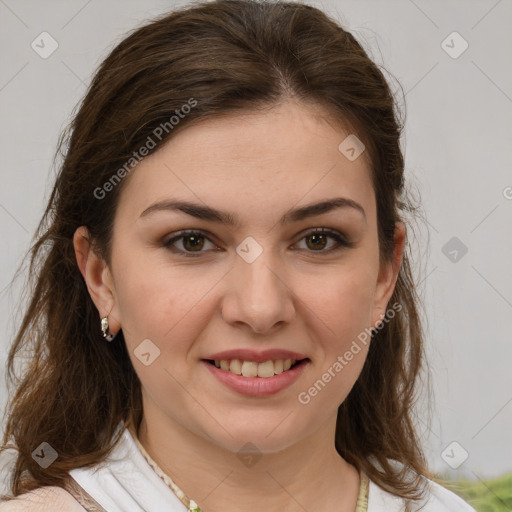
135, 410, 360, 512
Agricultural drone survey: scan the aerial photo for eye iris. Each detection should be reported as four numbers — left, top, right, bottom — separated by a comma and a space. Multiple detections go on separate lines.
306, 233, 327, 251
183, 234, 204, 251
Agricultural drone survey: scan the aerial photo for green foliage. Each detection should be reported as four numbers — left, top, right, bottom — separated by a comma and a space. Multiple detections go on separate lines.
435, 472, 512, 512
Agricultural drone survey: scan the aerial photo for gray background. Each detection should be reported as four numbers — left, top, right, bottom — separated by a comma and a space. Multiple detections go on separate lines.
1, 0, 511, 491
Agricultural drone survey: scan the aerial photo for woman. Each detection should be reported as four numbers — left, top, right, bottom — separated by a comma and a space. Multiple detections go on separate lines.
0, 1, 476, 511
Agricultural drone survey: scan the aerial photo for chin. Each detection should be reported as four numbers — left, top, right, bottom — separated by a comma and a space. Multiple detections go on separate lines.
199, 417, 307, 456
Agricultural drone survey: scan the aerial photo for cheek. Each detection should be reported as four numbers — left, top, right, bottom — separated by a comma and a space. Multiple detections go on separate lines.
306, 260, 378, 343
296, 257, 377, 403
112, 249, 217, 368
113, 263, 209, 419
112, 241, 181, 334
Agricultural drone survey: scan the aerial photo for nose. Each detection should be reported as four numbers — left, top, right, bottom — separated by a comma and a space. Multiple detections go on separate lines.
220, 248, 295, 335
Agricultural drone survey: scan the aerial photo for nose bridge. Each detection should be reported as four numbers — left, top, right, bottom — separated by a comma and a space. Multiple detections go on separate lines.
235, 236, 283, 302
223, 234, 294, 332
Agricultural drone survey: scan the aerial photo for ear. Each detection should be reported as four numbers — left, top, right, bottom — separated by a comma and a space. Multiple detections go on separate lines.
370, 221, 406, 329
73, 226, 121, 334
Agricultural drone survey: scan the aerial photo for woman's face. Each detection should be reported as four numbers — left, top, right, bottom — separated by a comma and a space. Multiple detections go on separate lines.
80, 99, 403, 454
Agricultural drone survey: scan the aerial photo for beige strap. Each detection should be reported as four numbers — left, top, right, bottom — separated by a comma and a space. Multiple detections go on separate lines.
355, 472, 369, 511
61, 476, 108, 512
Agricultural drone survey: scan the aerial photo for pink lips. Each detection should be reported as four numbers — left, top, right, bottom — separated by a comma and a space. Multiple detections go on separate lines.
202, 358, 309, 397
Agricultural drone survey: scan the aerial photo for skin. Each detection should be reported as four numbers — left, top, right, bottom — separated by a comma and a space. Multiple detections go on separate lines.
74, 98, 405, 512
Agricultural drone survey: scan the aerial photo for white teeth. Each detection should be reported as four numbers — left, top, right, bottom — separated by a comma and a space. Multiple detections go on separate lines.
241, 361, 258, 377
213, 358, 299, 378
257, 360, 275, 378
229, 359, 242, 375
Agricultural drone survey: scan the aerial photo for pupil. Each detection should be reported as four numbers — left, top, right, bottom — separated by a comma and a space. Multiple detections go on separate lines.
184, 235, 203, 251
308, 234, 326, 250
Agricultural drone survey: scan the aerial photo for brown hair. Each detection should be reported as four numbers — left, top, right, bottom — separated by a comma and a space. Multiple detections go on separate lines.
1, 0, 432, 504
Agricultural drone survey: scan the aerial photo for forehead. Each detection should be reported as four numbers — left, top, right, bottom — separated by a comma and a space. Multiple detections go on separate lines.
116, 100, 375, 227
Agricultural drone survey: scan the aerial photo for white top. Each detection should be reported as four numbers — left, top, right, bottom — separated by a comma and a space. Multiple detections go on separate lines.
0, 422, 476, 511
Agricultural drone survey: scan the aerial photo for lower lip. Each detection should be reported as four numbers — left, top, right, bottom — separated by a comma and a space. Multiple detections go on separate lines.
202, 360, 309, 397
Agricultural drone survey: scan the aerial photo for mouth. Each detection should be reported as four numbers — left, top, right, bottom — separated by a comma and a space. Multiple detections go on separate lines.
202, 357, 310, 397
202, 358, 310, 378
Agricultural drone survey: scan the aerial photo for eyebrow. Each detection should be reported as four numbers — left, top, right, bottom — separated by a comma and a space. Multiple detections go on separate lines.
139, 197, 367, 226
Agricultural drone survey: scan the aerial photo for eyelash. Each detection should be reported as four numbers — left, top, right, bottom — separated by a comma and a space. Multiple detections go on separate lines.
162, 228, 353, 258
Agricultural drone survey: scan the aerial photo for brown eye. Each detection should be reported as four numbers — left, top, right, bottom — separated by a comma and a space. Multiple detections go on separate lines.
180, 233, 205, 252
305, 232, 329, 251
163, 230, 216, 257
296, 229, 352, 253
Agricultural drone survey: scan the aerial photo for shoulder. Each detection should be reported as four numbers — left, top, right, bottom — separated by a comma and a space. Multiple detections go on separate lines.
0, 486, 86, 512
368, 476, 477, 512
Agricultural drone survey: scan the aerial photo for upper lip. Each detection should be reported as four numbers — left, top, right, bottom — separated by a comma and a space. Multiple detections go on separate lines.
203, 349, 309, 364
